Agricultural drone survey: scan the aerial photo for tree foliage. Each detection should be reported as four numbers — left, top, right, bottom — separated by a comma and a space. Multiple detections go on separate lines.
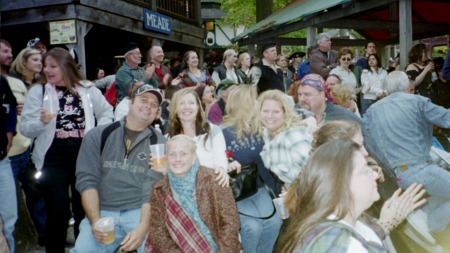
217, 0, 293, 28
217, 0, 308, 54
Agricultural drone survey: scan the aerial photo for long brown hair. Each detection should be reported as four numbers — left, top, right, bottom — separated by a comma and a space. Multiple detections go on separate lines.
408, 43, 426, 64
312, 120, 361, 152
276, 140, 359, 253
41, 47, 82, 95
167, 88, 211, 144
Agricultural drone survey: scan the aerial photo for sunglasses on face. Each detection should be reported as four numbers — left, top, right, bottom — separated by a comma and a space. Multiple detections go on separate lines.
341, 57, 352, 62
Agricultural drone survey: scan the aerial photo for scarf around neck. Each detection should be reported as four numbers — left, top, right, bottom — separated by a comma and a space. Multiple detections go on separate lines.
168, 161, 218, 251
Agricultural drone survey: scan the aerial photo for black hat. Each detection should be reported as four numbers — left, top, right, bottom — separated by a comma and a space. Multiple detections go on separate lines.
289, 51, 306, 60
260, 42, 277, 54
124, 42, 139, 55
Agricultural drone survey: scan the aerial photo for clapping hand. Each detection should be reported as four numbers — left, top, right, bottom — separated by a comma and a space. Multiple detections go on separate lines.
378, 183, 427, 234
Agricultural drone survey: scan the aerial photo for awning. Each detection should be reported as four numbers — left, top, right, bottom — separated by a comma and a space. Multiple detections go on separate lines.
232, 0, 351, 43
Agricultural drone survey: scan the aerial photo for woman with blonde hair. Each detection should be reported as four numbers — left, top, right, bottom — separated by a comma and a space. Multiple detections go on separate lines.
8, 47, 46, 246
330, 84, 361, 117
256, 89, 314, 185
236, 52, 251, 83
145, 135, 240, 252
222, 85, 282, 253
10, 47, 42, 87
277, 54, 294, 91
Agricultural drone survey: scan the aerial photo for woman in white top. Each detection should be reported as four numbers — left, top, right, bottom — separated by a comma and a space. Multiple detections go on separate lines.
167, 87, 230, 186
361, 53, 388, 110
329, 47, 358, 100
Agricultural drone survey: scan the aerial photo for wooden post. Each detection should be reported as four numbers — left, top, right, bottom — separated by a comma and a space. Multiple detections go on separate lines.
399, 0, 412, 70
247, 44, 256, 57
67, 20, 92, 79
198, 47, 204, 69
306, 27, 316, 48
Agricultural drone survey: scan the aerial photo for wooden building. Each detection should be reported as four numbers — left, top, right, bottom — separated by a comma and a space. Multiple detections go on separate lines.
232, 0, 450, 69
0, 0, 205, 79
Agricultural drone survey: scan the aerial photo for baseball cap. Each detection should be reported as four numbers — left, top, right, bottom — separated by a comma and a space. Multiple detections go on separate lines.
134, 84, 163, 104
216, 79, 236, 95
27, 37, 41, 48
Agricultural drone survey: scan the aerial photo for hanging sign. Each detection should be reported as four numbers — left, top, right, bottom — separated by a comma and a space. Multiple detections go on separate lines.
49, 19, 77, 45
143, 9, 172, 35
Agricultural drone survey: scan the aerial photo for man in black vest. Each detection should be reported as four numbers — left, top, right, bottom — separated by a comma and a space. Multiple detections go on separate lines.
249, 42, 284, 94
212, 49, 241, 85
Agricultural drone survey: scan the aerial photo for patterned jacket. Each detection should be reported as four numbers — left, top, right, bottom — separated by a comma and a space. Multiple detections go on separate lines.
148, 166, 240, 252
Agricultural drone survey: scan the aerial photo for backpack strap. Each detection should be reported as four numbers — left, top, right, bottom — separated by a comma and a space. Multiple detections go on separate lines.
100, 121, 121, 155
100, 121, 158, 155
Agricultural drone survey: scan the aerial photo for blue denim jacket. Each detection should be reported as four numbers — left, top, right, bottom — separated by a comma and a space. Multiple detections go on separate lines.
363, 92, 450, 171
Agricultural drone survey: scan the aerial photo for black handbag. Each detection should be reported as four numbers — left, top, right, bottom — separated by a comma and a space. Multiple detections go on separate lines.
228, 161, 258, 201
229, 161, 277, 220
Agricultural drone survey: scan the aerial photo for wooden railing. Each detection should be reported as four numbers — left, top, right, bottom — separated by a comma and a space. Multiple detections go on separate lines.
125, 0, 198, 23
156, 0, 196, 22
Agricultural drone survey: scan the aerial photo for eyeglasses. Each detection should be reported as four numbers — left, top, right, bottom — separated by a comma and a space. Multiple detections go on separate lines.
341, 57, 352, 62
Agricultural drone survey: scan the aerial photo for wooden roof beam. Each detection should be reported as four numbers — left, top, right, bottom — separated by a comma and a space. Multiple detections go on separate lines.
238, 0, 398, 45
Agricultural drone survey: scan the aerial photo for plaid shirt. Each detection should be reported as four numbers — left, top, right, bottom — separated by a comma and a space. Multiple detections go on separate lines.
294, 219, 386, 253
260, 126, 312, 184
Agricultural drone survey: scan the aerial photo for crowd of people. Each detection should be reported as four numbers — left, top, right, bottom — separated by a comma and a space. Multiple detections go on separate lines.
1, 32, 450, 253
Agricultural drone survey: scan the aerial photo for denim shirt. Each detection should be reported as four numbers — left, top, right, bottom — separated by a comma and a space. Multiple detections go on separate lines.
363, 92, 450, 171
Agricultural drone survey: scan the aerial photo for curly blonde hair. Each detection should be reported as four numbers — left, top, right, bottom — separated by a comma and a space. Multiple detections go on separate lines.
254, 90, 304, 137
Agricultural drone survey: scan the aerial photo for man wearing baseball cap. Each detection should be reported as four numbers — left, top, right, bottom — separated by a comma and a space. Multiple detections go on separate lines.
115, 42, 158, 103
208, 79, 237, 124
73, 84, 165, 253
249, 42, 284, 94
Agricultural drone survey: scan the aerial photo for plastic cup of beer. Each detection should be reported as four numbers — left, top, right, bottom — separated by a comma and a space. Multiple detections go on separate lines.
45, 105, 56, 121
95, 217, 115, 244
150, 144, 166, 166
273, 197, 289, 219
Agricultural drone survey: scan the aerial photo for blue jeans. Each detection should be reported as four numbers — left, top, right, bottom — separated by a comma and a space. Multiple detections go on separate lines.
237, 187, 282, 253
0, 158, 17, 253
10, 149, 47, 243
395, 162, 450, 232
71, 208, 145, 253
360, 93, 370, 117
